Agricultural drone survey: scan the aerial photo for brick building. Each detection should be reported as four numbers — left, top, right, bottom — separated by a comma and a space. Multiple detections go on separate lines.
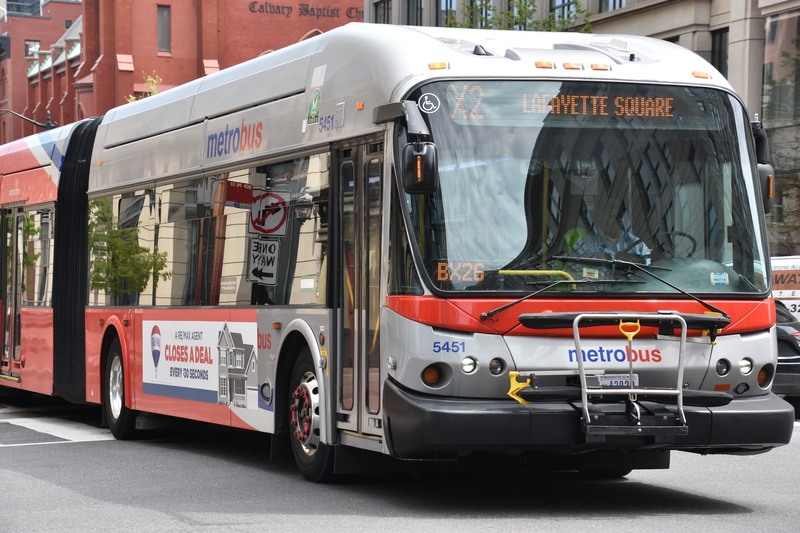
0, 0, 82, 142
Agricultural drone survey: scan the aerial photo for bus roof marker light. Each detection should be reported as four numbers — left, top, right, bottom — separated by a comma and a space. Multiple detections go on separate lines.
563, 63, 582, 70
692, 71, 710, 79
535, 61, 555, 69
428, 62, 449, 70
590, 64, 610, 71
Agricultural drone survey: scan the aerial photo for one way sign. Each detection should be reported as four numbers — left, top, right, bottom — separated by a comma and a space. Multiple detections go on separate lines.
247, 239, 280, 286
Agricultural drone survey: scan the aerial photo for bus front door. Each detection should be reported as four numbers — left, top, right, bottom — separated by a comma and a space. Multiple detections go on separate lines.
1, 207, 24, 381
337, 137, 384, 439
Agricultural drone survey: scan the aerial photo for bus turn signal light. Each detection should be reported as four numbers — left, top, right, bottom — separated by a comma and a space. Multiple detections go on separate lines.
422, 365, 443, 386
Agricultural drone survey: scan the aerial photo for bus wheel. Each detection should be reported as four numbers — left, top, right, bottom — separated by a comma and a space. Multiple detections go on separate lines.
289, 347, 334, 482
105, 338, 137, 440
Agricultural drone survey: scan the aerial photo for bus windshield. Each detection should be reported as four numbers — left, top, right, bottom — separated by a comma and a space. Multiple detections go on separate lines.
403, 81, 769, 295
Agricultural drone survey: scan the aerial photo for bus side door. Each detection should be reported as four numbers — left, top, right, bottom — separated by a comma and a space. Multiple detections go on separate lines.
1, 207, 23, 381
336, 137, 384, 438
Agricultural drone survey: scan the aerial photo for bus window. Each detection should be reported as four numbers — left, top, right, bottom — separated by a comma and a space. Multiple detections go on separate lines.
23, 208, 54, 307
88, 190, 160, 307
249, 154, 330, 306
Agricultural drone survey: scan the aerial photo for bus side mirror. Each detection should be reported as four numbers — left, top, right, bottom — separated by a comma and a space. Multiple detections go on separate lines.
401, 142, 438, 194
751, 120, 774, 214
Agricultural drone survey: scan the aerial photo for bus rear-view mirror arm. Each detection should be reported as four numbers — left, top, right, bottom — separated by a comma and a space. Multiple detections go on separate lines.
374, 100, 439, 194
751, 118, 774, 214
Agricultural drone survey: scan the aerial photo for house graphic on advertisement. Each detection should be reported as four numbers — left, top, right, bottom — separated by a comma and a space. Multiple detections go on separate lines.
217, 324, 258, 408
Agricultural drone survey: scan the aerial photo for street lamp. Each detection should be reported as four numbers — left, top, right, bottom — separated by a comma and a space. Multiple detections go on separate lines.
0, 109, 57, 130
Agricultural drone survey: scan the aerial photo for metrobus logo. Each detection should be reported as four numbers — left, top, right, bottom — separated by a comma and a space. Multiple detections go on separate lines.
206, 118, 263, 159
568, 346, 663, 363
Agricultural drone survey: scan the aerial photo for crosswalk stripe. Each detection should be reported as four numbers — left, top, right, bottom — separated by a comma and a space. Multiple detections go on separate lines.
0, 417, 114, 446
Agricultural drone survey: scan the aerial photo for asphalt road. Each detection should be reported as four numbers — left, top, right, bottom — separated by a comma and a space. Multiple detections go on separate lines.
1, 392, 799, 533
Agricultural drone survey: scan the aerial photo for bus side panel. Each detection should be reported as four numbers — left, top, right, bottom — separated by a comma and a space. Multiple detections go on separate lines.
18, 307, 54, 395
0, 168, 58, 205
127, 307, 259, 428
83, 309, 136, 404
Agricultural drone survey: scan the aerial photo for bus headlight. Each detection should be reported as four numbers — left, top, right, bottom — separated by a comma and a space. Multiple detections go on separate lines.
715, 359, 731, 376
489, 358, 505, 375
461, 356, 479, 375
739, 358, 754, 375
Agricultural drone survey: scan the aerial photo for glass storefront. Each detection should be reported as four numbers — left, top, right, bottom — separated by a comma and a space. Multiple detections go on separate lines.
763, 8, 800, 255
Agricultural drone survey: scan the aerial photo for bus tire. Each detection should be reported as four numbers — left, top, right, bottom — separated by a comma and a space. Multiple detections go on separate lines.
288, 347, 334, 482
105, 338, 137, 440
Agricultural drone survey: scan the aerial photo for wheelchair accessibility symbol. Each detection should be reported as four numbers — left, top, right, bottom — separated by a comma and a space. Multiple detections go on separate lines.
418, 93, 440, 114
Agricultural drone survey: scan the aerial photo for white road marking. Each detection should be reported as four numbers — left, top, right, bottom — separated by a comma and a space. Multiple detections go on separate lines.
0, 417, 114, 446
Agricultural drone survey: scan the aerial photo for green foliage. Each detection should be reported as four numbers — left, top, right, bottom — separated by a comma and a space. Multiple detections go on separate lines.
6, 213, 41, 293
126, 71, 163, 103
88, 198, 171, 297
449, 0, 593, 32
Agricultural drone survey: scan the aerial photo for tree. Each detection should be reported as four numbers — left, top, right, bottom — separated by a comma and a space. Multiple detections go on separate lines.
126, 71, 163, 103
88, 198, 171, 302
448, 0, 593, 32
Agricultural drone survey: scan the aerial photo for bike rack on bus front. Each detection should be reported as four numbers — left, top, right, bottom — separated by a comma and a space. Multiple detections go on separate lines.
513, 311, 731, 439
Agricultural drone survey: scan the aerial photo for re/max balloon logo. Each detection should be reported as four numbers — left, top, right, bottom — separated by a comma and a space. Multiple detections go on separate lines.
568, 346, 663, 363
206, 118, 263, 159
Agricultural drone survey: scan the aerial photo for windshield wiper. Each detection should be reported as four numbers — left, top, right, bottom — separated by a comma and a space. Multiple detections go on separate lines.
553, 255, 729, 319
481, 278, 645, 321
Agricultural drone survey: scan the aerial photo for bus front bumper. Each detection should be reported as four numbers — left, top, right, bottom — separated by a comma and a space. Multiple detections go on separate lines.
383, 379, 795, 458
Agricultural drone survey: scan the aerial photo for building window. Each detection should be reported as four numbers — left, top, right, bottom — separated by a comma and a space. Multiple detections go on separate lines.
157, 5, 171, 53
767, 17, 778, 44
711, 28, 728, 79
550, 0, 576, 21
762, 8, 800, 256
24, 40, 40, 58
408, 0, 423, 25
374, 0, 392, 23
437, 0, 457, 26
600, 0, 625, 13
220, 377, 228, 398
470, 0, 489, 28
7, 0, 40, 15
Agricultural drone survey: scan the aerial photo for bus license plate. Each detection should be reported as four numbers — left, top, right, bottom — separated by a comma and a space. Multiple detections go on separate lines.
598, 374, 639, 387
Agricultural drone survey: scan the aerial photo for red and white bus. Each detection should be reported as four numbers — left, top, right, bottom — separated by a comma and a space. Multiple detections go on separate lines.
0, 24, 793, 481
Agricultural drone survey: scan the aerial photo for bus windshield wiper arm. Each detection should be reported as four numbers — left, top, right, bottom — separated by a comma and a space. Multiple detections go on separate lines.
553, 255, 729, 319
480, 278, 644, 321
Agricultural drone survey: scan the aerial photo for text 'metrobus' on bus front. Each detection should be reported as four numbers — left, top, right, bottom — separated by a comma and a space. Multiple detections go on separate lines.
0, 23, 792, 481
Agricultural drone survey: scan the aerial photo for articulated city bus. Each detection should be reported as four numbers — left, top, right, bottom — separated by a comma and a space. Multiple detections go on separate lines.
0, 23, 793, 481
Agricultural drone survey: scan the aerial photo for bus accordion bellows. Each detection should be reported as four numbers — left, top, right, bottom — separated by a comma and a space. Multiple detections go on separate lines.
0, 23, 793, 481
